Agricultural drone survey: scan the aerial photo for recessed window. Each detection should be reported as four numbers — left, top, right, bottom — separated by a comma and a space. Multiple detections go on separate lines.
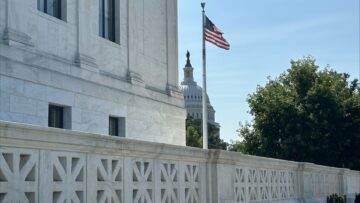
99, 0, 119, 43
37, 0, 66, 20
109, 116, 118, 136
109, 116, 125, 137
48, 104, 71, 129
48, 105, 63, 128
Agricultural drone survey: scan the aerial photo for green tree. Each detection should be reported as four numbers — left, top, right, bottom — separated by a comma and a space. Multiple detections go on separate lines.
186, 125, 202, 148
186, 118, 228, 149
231, 56, 360, 170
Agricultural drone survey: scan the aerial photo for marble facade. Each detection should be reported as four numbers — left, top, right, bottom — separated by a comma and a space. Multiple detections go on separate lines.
0, 0, 186, 145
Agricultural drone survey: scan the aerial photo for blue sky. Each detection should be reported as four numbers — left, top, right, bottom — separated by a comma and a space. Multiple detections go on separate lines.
177, 0, 360, 142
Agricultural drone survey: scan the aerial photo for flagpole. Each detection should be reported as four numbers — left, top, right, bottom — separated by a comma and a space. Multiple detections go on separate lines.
201, 2, 208, 150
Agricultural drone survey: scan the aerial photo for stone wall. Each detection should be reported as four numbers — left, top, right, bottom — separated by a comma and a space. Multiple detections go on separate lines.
0, 121, 359, 203
0, 0, 186, 145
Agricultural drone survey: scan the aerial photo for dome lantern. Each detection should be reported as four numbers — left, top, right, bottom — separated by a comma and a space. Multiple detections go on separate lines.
181, 51, 196, 85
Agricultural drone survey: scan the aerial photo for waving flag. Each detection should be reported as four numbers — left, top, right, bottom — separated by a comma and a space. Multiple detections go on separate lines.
204, 16, 230, 50
200, 3, 230, 149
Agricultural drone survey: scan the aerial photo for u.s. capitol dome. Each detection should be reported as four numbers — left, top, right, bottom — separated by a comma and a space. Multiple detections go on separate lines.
180, 51, 220, 128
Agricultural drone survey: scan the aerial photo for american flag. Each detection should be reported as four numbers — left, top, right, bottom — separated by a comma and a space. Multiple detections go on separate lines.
204, 16, 230, 50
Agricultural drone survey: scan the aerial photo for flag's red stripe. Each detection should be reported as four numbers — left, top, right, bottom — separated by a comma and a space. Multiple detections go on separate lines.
205, 32, 230, 48
205, 37, 230, 50
205, 33, 229, 47
205, 28, 224, 39
205, 35, 229, 48
205, 37, 229, 49
205, 30, 229, 46
205, 37, 230, 49
205, 32, 228, 45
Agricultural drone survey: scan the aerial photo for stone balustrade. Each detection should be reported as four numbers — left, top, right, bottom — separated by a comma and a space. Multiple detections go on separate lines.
0, 121, 359, 203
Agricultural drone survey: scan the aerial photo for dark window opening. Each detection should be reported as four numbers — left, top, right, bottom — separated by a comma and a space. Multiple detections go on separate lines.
99, 0, 116, 42
109, 116, 119, 136
48, 105, 64, 128
38, 0, 63, 20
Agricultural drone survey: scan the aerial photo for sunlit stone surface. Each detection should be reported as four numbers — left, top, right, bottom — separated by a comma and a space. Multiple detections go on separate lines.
0, 0, 185, 145
0, 121, 359, 203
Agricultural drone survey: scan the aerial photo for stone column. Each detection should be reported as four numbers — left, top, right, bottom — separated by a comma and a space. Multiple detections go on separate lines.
126, 0, 145, 86
74, 0, 98, 71
210, 150, 235, 203
339, 168, 357, 202
166, 0, 181, 96
3, 0, 34, 47
297, 163, 306, 201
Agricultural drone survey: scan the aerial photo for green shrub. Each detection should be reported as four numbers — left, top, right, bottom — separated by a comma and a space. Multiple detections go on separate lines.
326, 193, 346, 203
355, 193, 360, 203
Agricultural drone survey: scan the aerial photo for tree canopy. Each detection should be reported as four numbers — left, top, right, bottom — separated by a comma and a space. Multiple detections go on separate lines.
186, 118, 228, 150
231, 56, 360, 170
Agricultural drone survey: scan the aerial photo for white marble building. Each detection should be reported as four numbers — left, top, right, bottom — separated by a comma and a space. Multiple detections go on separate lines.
0, 0, 186, 145
180, 51, 220, 128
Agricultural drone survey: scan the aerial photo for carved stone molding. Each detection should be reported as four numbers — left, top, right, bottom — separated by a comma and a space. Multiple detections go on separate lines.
75, 53, 98, 70
159, 161, 179, 203
132, 159, 154, 203
234, 167, 297, 203
95, 157, 123, 203
166, 84, 183, 98
3, 28, 34, 47
50, 152, 86, 203
183, 163, 200, 203
127, 71, 145, 87
0, 148, 38, 203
